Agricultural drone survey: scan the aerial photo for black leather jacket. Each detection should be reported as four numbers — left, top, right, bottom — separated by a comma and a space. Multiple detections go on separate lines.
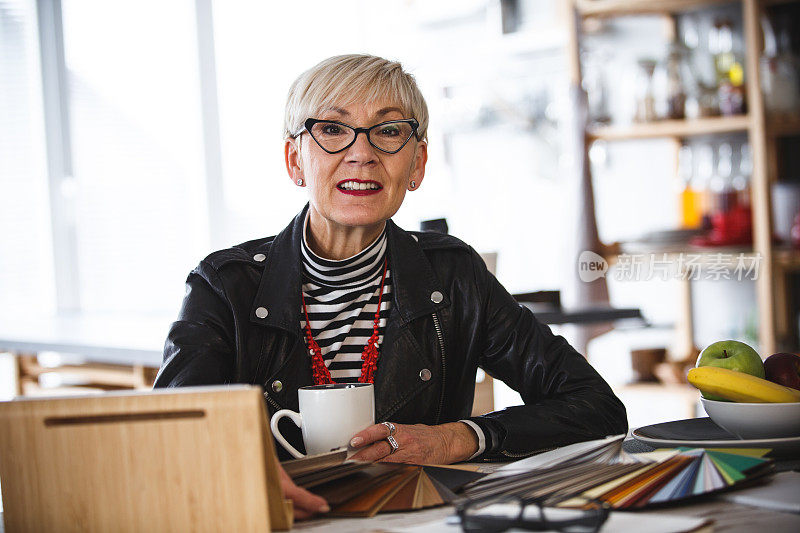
154, 205, 627, 461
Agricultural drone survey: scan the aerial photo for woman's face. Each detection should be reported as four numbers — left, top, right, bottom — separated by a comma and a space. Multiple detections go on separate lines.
285, 99, 427, 231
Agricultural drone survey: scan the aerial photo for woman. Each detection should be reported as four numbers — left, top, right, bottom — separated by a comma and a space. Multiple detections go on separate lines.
154, 54, 627, 518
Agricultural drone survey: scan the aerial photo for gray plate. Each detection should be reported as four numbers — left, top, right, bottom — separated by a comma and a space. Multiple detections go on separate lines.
632, 417, 800, 456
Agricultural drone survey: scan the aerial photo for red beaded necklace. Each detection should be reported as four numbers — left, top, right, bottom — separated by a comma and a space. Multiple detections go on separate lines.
302, 258, 389, 385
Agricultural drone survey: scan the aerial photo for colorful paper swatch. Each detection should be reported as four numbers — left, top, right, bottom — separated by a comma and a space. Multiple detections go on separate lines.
463, 437, 774, 511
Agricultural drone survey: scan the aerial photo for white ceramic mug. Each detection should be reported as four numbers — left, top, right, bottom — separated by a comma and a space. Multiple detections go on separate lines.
270, 383, 375, 458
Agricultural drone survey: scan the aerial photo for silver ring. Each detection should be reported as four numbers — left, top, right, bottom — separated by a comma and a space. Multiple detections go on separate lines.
386, 435, 399, 454
382, 421, 396, 436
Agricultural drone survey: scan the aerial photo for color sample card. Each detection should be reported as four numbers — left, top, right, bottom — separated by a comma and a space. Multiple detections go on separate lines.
617, 447, 772, 508
464, 437, 774, 512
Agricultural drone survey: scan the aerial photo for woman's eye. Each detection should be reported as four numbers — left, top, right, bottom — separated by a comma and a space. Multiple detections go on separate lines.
377, 126, 400, 137
321, 124, 344, 135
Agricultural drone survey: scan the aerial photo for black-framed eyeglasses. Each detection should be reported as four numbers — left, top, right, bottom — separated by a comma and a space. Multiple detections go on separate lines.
456, 495, 610, 533
294, 118, 420, 154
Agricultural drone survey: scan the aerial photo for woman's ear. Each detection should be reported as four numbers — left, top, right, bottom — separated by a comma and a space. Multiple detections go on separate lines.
408, 140, 428, 191
285, 138, 305, 187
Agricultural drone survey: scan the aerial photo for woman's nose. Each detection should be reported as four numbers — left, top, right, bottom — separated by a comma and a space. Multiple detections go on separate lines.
344, 130, 377, 164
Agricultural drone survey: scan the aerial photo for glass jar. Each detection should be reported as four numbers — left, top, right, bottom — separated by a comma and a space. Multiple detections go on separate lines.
666, 42, 688, 119
634, 58, 658, 123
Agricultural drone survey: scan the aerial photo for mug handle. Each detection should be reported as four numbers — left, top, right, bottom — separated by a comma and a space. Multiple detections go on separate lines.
270, 409, 305, 459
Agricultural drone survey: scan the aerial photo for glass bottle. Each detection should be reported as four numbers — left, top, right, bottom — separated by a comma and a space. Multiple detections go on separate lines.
733, 143, 752, 208
712, 19, 746, 115
712, 19, 735, 82
679, 145, 702, 228
666, 41, 688, 119
695, 143, 715, 227
583, 50, 612, 125
761, 15, 800, 114
713, 143, 737, 213
681, 14, 702, 118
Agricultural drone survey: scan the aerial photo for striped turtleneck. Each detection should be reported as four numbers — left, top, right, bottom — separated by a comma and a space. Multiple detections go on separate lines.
300, 220, 392, 383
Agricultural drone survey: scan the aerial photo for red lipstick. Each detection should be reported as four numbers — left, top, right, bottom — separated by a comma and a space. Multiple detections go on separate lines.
336, 179, 383, 196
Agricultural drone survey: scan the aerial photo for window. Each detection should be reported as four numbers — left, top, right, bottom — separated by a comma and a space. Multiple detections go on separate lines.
1, 0, 571, 319
0, 0, 56, 313
60, 0, 208, 313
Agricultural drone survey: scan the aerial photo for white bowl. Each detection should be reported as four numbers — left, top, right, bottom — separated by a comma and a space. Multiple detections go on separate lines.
701, 398, 800, 439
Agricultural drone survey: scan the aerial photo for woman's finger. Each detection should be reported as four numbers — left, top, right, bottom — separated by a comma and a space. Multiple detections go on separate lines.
283, 482, 330, 518
349, 437, 395, 462
278, 462, 330, 519
349, 422, 394, 448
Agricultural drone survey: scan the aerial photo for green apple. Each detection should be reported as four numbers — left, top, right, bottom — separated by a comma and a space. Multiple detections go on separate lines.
695, 340, 765, 401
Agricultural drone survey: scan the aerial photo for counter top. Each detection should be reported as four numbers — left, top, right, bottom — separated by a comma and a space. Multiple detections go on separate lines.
0, 313, 170, 367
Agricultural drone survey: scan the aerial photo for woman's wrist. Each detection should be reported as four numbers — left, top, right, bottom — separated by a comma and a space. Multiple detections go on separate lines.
440, 422, 479, 463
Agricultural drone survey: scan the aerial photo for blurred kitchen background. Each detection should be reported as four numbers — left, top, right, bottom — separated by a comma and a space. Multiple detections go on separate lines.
2, 0, 800, 431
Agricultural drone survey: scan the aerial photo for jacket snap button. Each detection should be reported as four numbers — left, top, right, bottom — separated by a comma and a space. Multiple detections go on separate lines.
419, 369, 431, 381
255, 307, 268, 319
271, 380, 283, 393
430, 291, 443, 304
253, 253, 266, 262
411, 235, 418, 242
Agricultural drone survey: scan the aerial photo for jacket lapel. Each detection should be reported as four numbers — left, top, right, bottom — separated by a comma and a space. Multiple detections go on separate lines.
373, 221, 451, 421
383, 220, 451, 322
249, 205, 307, 335
249, 206, 310, 409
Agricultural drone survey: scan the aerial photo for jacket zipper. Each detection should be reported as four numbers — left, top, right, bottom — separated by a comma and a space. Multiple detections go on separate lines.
432, 312, 446, 424
262, 335, 302, 412
263, 392, 282, 411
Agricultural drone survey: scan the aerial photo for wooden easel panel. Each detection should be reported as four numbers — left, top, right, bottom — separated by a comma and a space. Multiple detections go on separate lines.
0, 386, 286, 532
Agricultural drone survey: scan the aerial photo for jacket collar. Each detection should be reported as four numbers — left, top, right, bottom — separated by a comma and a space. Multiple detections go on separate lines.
250, 204, 450, 332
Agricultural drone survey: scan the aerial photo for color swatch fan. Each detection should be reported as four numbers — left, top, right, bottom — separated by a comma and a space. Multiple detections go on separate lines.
282, 450, 486, 517
461, 436, 774, 510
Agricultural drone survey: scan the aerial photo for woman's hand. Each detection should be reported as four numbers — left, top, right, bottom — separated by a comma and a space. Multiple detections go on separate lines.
348, 422, 479, 464
277, 462, 330, 520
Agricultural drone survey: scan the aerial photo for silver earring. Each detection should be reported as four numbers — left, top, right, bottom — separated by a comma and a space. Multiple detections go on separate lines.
409, 180, 416, 189
296, 178, 304, 186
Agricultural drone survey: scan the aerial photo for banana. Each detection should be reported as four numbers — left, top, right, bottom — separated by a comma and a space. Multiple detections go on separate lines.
687, 366, 800, 403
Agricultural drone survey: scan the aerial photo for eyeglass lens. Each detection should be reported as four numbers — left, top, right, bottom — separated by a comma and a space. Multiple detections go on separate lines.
460, 498, 608, 533
309, 121, 415, 153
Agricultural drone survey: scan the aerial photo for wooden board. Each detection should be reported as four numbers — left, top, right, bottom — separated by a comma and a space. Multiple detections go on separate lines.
742, 0, 776, 355
587, 115, 752, 141
576, 0, 735, 18
0, 385, 291, 532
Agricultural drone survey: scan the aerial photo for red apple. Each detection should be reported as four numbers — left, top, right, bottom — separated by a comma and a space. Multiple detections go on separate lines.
763, 352, 800, 391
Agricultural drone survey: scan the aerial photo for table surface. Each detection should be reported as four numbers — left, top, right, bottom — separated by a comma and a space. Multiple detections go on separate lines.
294, 497, 800, 532
0, 313, 170, 367
2, 447, 799, 532
294, 446, 800, 532
2, 490, 799, 533
519, 303, 644, 326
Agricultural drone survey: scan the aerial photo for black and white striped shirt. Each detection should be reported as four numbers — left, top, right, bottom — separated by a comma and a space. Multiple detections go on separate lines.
300, 221, 391, 383
300, 218, 487, 457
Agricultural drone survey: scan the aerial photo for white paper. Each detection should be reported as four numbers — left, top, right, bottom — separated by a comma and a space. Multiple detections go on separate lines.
486, 435, 626, 480
721, 471, 800, 514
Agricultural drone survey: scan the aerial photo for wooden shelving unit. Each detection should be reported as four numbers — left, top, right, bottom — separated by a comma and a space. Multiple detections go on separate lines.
576, 0, 788, 18
588, 115, 751, 141
774, 247, 800, 269
766, 114, 800, 137
604, 248, 758, 267
568, 0, 799, 357
576, 0, 736, 18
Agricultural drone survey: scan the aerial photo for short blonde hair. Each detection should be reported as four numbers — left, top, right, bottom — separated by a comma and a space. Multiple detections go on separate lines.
284, 54, 429, 142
